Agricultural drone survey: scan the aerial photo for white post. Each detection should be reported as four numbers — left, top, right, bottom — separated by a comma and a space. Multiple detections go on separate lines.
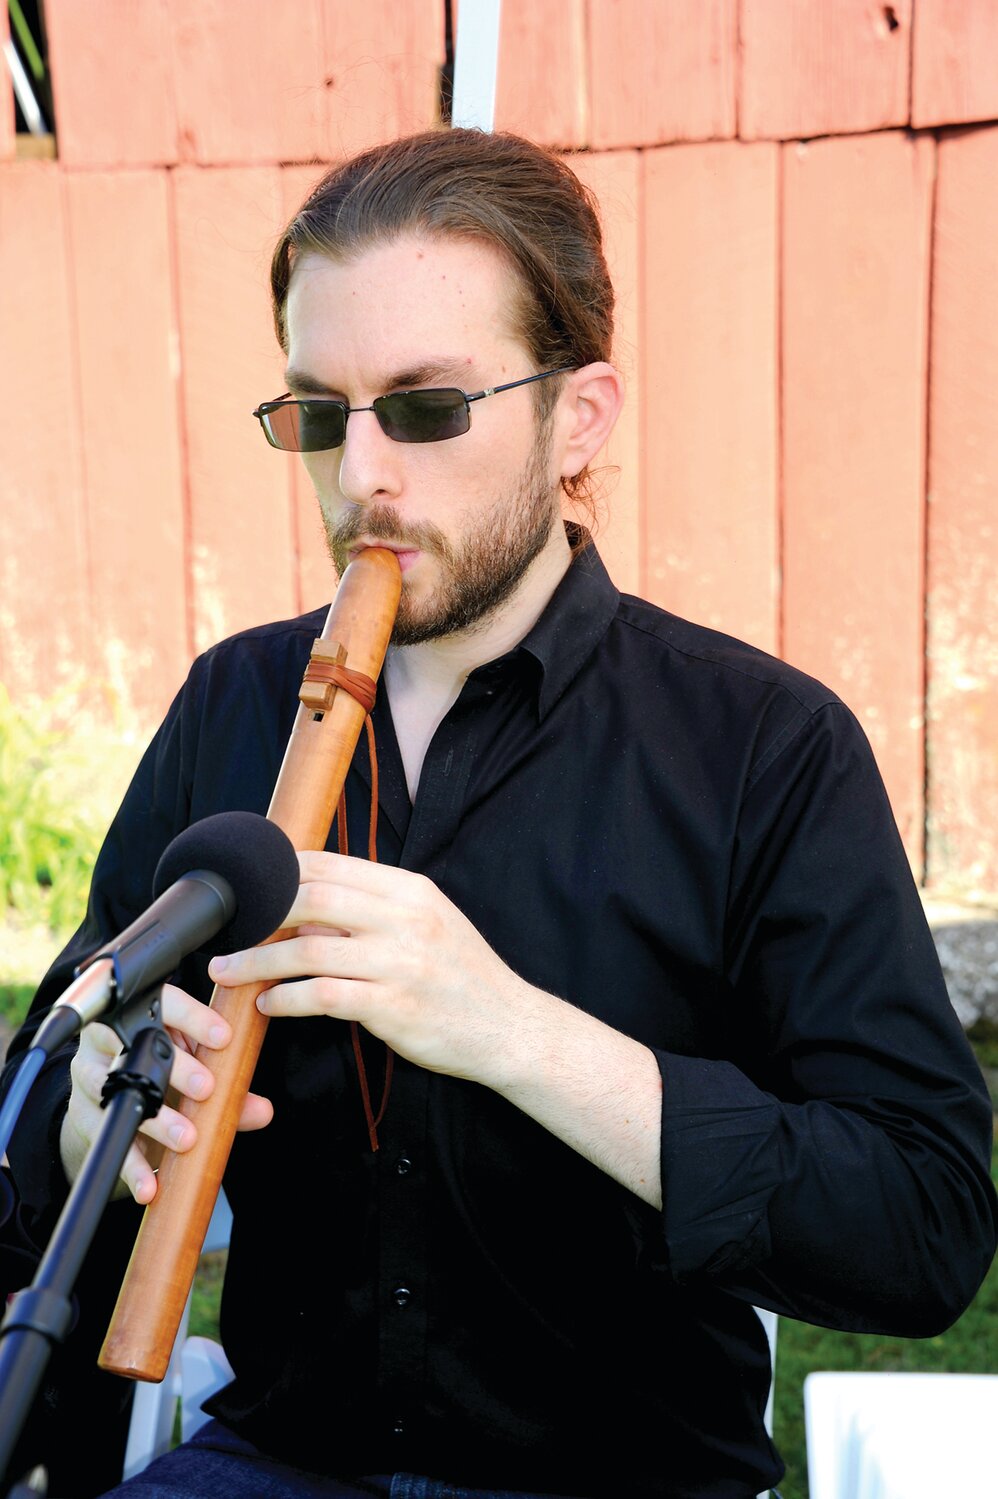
450, 0, 503, 132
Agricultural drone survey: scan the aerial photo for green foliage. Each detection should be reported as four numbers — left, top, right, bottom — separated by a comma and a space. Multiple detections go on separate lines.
0, 982, 34, 1029
967, 1015, 998, 1070
0, 683, 104, 931
189, 1252, 226, 1342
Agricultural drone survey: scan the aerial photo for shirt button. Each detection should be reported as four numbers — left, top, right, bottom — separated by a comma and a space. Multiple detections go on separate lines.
393, 1285, 412, 1308
395, 1154, 413, 1176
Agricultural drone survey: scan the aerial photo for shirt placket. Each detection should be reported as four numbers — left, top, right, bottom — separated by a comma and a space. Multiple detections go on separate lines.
374, 685, 485, 1449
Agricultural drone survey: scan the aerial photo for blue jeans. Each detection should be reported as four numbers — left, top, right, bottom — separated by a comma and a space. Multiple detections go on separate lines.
101, 1418, 586, 1498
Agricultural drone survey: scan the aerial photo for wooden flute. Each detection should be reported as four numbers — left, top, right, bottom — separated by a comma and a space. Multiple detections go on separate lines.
99, 545, 402, 1382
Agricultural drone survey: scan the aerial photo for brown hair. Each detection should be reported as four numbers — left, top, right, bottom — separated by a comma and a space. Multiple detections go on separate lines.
270, 128, 615, 505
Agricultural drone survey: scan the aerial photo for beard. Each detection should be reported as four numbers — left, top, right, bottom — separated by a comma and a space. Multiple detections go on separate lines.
321, 424, 561, 646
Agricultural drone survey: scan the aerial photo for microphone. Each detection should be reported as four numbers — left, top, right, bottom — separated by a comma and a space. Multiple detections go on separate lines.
33, 812, 300, 1056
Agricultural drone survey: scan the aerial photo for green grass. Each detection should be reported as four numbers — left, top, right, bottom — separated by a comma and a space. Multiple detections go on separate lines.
0, 681, 143, 994
0, 682, 106, 932
0, 982, 34, 1030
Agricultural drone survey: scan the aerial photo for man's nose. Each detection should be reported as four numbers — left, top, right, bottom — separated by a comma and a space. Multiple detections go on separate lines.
337, 409, 404, 507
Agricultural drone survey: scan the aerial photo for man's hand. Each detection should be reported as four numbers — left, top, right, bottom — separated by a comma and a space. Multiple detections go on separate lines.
208, 851, 526, 1087
60, 982, 273, 1204
208, 852, 664, 1209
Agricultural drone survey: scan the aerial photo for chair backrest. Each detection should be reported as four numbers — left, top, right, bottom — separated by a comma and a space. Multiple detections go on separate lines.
804, 1370, 998, 1499
754, 1307, 779, 1499
754, 1305, 778, 1438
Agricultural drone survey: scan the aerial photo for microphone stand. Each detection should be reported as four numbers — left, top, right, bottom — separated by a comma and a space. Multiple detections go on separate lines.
0, 988, 175, 1495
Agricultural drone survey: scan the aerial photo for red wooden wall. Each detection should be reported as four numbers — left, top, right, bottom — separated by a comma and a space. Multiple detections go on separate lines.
1, 0, 996, 898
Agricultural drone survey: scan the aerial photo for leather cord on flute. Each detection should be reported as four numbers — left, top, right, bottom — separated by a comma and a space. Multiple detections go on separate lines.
99, 546, 402, 1382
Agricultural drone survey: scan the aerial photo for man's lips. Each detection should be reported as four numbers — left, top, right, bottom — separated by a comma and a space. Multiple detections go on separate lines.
350, 541, 422, 573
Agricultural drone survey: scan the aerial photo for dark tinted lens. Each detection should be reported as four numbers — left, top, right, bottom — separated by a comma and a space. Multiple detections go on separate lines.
260, 401, 347, 452
374, 389, 470, 443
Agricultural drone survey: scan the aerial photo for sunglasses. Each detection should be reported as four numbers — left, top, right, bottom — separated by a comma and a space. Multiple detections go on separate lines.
252, 367, 572, 452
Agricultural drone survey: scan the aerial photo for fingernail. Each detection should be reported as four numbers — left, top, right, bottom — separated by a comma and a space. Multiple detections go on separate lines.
169, 1124, 187, 1146
210, 956, 229, 976
209, 1025, 227, 1046
189, 1071, 209, 1098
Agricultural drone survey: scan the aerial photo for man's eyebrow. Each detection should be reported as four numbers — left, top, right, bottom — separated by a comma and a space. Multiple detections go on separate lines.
283, 360, 476, 399
283, 368, 342, 397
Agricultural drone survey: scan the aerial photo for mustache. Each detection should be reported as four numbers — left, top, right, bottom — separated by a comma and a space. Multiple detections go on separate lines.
327, 504, 453, 561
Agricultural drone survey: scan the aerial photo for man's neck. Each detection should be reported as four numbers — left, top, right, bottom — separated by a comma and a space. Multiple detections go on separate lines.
384, 522, 573, 801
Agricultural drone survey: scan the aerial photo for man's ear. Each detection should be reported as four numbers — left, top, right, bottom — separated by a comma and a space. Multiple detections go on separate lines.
553, 363, 625, 481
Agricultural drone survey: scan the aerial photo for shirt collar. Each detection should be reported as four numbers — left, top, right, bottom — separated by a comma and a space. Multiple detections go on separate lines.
479, 528, 621, 721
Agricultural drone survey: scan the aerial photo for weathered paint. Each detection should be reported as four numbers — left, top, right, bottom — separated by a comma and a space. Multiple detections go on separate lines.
171, 167, 296, 655
781, 131, 934, 871
281, 164, 339, 616
43, 0, 442, 170
493, 0, 587, 148
171, 0, 326, 164
570, 150, 642, 597
642, 141, 779, 655
740, 0, 911, 141
912, 0, 998, 129
0, 165, 88, 695
925, 126, 998, 896
2, 4, 998, 898
588, 0, 737, 149
64, 171, 189, 718
316, 1, 444, 161
45, 0, 178, 167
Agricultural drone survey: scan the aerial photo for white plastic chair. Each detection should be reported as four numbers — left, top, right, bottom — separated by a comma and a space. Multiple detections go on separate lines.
121, 1190, 234, 1479
804, 1370, 998, 1499
754, 1306, 779, 1499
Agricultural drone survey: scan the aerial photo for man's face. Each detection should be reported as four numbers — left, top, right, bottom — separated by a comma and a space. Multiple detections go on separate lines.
283, 235, 564, 645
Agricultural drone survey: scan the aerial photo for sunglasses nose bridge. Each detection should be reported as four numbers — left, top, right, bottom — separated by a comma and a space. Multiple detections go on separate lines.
336, 404, 408, 504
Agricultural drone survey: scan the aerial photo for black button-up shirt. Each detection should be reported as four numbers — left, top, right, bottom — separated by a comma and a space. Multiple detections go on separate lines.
6, 544, 996, 1498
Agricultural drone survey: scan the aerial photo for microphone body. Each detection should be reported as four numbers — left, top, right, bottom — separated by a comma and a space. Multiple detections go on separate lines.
32, 812, 299, 1058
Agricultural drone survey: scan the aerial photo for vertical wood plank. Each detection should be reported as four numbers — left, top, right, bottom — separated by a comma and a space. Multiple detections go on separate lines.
65, 172, 189, 721
282, 164, 339, 616
571, 151, 642, 595
0, 165, 88, 694
45, 0, 177, 167
1, 4, 14, 162
740, 0, 911, 141
912, 0, 998, 129
319, 0, 445, 161
172, 167, 296, 654
172, 0, 325, 164
588, 0, 736, 149
642, 142, 779, 653
493, 0, 587, 148
782, 131, 933, 870
926, 126, 998, 896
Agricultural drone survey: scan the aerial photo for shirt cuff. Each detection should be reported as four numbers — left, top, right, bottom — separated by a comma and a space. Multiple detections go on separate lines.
654, 1051, 784, 1282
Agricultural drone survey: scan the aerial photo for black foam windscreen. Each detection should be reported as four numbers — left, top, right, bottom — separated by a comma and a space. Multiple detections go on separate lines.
152, 811, 300, 956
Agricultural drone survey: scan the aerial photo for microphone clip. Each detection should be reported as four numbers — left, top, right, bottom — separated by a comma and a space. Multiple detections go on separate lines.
101, 1007, 174, 1123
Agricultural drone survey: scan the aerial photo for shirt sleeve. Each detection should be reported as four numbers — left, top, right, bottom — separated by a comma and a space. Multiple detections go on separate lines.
653, 701, 998, 1335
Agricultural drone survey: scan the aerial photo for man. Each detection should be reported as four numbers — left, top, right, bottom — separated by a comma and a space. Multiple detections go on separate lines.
4, 129, 996, 1499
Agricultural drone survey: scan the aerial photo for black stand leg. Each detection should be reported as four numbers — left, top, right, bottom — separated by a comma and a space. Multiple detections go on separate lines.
0, 1019, 174, 1495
